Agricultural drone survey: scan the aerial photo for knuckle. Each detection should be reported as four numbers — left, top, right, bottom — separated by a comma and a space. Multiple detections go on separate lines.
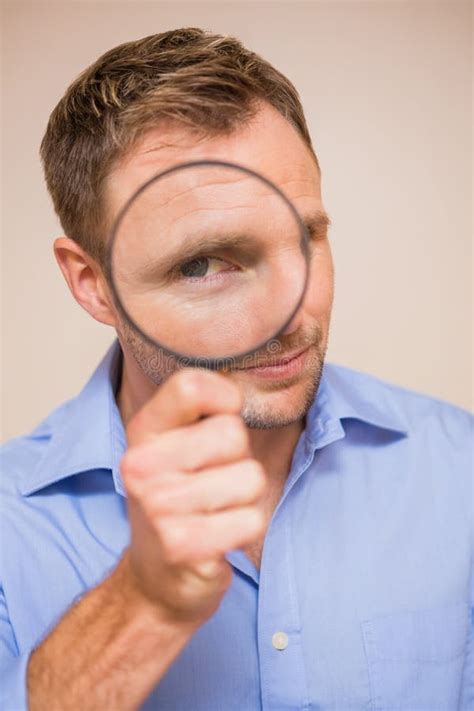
120, 450, 144, 481
157, 519, 188, 565
148, 489, 173, 515
174, 369, 204, 402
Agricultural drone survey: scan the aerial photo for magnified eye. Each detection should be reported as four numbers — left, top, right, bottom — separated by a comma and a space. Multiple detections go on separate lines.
179, 256, 230, 279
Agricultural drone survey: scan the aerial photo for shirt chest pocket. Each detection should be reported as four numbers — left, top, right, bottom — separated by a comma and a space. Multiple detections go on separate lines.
361, 600, 470, 711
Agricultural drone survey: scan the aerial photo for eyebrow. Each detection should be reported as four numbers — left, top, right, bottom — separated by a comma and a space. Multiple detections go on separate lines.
134, 233, 258, 284
302, 209, 332, 238
131, 208, 332, 284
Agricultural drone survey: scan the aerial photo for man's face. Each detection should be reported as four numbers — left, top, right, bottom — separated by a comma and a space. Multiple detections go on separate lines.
104, 102, 334, 428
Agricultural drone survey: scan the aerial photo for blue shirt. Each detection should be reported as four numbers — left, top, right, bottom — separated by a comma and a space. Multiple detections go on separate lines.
1, 341, 473, 711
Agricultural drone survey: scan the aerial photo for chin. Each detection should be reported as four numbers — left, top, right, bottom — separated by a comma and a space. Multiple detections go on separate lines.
237, 356, 324, 429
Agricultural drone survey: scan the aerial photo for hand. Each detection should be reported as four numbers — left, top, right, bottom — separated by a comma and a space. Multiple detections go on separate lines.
120, 369, 268, 627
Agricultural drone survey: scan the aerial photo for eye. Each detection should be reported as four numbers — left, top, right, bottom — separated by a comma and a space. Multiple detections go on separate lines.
179, 256, 230, 279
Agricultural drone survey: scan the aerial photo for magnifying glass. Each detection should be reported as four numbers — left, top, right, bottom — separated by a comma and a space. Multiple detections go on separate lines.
106, 160, 310, 369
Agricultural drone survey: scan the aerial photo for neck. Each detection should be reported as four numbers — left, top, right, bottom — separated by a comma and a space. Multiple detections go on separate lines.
247, 418, 304, 496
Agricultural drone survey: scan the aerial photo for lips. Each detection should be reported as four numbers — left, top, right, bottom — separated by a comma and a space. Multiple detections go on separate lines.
237, 346, 310, 371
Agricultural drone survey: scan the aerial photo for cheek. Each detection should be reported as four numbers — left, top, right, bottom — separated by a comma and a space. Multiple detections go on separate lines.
302, 243, 335, 319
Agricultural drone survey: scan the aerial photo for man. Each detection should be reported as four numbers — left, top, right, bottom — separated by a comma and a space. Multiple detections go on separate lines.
1, 28, 472, 711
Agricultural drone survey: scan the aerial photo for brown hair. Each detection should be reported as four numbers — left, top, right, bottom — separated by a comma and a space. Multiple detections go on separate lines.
40, 27, 319, 265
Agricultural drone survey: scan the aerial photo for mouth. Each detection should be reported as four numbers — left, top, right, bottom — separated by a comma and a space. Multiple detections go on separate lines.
234, 345, 312, 380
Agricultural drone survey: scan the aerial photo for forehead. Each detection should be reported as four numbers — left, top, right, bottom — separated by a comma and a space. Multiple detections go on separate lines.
105, 101, 322, 219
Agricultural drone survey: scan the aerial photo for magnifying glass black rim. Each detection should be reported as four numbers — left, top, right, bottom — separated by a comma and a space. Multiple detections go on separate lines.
106, 159, 311, 370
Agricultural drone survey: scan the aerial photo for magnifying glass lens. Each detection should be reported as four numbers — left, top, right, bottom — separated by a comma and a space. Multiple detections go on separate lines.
108, 161, 309, 364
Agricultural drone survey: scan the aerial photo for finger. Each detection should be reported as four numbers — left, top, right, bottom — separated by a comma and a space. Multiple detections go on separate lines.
127, 369, 242, 446
121, 414, 250, 483
136, 459, 267, 516
156, 507, 266, 565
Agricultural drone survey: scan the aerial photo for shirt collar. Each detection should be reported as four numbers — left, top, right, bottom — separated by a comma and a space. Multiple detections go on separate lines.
305, 360, 410, 446
19, 340, 126, 496
20, 343, 409, 497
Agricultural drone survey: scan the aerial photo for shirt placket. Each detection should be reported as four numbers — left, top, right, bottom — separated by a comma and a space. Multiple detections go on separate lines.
257, 500, 310, 711
256, 417, 346, 711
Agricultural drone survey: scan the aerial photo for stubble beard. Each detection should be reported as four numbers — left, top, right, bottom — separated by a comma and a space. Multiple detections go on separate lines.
239, 340, 326, 429
119, 318, 327, 430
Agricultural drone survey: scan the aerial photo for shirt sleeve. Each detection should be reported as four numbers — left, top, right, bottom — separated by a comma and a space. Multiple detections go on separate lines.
0, 585, 30, 711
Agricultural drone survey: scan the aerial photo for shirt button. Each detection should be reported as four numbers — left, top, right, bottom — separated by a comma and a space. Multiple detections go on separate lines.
272, 631, 289, 650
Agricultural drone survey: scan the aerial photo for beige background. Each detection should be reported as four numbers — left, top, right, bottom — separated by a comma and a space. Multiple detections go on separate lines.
1, 0, 472, 442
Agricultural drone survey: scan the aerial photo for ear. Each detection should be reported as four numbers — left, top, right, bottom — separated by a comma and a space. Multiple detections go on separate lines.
54, 236, 117, 327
